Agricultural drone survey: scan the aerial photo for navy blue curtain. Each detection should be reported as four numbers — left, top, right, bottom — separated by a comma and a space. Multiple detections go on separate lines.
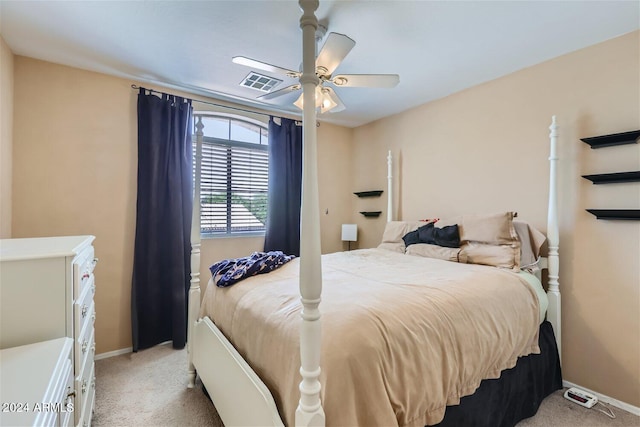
264, 117, 303, 256
131, 89, 193, 351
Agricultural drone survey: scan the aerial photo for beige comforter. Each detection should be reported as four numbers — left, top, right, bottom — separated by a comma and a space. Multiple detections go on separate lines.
200, 248, 540, 427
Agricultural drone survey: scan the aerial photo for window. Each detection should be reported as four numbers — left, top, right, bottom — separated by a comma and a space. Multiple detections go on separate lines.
193, 113, 268, 236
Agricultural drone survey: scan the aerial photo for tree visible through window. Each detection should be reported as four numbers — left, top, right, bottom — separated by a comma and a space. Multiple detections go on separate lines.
193, 113, 268, 236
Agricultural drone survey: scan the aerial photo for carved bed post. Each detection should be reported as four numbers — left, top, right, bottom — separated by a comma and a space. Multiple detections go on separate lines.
547, 115, 561, 363
296, 1, 325, 426
387, 150, 393, 222
187, 116, 204, 388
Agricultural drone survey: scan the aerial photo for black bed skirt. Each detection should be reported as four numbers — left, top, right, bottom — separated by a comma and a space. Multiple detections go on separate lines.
432, 320, 562, 427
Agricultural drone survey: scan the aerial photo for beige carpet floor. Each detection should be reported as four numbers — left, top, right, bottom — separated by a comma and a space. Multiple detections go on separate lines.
93, 343, 639, 427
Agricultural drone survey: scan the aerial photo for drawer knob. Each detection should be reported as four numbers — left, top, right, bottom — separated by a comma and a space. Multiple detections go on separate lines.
82, 273, 90, 279
81, 305, 88, 318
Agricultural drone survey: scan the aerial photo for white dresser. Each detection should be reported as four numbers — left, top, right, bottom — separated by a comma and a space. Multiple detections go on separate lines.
0, 236, 97, 427
0, 338, 75, 427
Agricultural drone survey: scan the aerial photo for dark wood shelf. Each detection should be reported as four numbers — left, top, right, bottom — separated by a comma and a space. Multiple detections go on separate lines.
359, 211, 382, 218
354, 190, 383, 198
581, 130, 640, 149
586, 209, 640, 220
582, 171, 640, 184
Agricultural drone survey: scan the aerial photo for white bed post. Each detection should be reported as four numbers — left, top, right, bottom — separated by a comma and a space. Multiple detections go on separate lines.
187, 116, 204, 388
387, 150, 393, 222
547, 115, 561, 363
296, 1, 325, 426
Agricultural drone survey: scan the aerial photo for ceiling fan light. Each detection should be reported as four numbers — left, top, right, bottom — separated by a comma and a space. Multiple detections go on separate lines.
293, 92, 305, 110
294, 86, 339, 113
319, 88, 338, 113
294, 86, 321, 110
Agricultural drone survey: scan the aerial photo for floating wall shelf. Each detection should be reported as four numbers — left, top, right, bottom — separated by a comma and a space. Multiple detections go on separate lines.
582, 171, 640, 184
581, 131, 640, 221
359, 211, 382, 218
586, 209, 640, 220
580, 130, 640, 149
354, 190, 383, 198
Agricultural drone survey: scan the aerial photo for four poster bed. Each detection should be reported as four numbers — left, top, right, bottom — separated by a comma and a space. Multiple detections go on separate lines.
186, 1, 562, 426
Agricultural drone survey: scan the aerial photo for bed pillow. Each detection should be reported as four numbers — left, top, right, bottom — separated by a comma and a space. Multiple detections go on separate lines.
377, 242, 406, 253
438, 212, 521, 270
459, 242, 521, 271
406, 243, 467, 263
417, 222, 461, 248
380, 221, 424, 244
402, 229, 421, 247
378, 220, 428, 253
437, 211, 518, 245
513, 220, 546, 270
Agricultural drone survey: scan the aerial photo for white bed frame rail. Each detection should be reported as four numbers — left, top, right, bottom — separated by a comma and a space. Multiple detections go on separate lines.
186, 2, 561, 425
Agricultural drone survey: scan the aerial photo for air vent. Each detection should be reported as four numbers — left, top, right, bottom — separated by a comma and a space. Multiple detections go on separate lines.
240, 72, 282, 93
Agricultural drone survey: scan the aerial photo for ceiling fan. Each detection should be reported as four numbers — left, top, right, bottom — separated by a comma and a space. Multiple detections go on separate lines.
232, 30, 399, 114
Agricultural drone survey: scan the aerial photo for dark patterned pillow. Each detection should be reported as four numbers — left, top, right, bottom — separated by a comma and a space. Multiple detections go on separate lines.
402, 229, 421, 247
417, 222, 461, 248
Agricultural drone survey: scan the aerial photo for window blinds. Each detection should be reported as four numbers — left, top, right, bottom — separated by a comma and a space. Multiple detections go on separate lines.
198, 139, 268, 235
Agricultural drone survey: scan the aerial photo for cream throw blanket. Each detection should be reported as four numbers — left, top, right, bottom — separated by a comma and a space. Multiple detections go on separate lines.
200, 248, 540, 426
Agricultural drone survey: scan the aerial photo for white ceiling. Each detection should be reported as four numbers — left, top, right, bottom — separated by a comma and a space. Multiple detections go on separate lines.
1, 1, 638, 128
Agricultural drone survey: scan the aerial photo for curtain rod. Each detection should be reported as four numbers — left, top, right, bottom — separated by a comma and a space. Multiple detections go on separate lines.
131, 84, 297, 121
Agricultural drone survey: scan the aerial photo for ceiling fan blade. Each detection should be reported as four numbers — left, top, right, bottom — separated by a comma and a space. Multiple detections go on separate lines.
232, 56, 301, 78
257, 84, 301, 100
315, 32, 356, 75
330, 74, 400, 88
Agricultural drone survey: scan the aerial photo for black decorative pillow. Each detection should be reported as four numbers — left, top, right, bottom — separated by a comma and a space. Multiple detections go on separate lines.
417, 222, 461, 248
432, 224, 461, 248
402, 229, 421, 247
417, 222, 435, 244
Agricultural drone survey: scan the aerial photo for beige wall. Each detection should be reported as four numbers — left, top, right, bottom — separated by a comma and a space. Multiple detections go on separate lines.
11, 56, 353, 354
317, 122, 354, 253
13, 57, 138, 354
0, 36, 13, 238
352, 31, 640, 407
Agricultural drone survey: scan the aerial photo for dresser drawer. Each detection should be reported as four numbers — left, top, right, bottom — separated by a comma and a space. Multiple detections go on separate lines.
75, 302, 95, 374
79, 386, 95, 427
76, 325, 95, 378
73, 246, 96, 297
37, 342, 73, 427
75, 361, 95, 427
58, 358, 75, 427
74, 275, 95, 336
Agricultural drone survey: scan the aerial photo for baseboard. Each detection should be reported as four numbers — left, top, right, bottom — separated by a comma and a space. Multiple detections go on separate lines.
95, 341, 173, 360
563, 380, 640, 416
95, 347, 132, 360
